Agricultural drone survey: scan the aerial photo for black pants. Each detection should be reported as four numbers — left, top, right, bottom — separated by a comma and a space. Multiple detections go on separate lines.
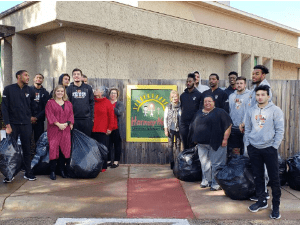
248, 144, 281, 206
108, 129, 122, 162
32, 120, 45, 144
179, 122, 190, 150
74, 118, 93, 137
10, 124, 33, 176
49, 150, 70, 172
168, 130, 181, 163
92, 132, 109, 169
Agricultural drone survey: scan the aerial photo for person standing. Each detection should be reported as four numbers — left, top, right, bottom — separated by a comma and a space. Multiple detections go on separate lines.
194, 71, 210, 93
67, 68, 94, 136
228, 76, 250, 156
180, 73, 202, 150
189, 95, 232, 191
31, 73, 50, 144
201, 73, 229, 113
92, 87, 114, 171
224, 71, 238, 97
46, 85, 74, 180
164, 90, 181, 169
49, 73, 70, 98
245, 85, 284, 219
108, 87, 125, 168
2, 70, 37, 182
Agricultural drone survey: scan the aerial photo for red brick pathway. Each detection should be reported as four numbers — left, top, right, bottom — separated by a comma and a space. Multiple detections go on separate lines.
127, 178, 194, 218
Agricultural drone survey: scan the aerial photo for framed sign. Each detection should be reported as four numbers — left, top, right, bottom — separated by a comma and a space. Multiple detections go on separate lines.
126, 85, 177, 142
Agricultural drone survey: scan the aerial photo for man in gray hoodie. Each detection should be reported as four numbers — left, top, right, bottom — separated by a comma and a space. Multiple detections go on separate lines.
228, 76, 250, 156
244, 85, 284, 219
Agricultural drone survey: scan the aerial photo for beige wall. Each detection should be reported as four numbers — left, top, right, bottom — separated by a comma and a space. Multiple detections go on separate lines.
138, 1, 299, 48
64, 28, 226, 80
1, 38, 12, 90
12, 34, 36, 85
273, 61, 300, 80
36, 28, 67, 90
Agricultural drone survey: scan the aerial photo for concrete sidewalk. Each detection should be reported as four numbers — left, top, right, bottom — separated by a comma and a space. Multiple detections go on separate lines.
0, 164, 300, 224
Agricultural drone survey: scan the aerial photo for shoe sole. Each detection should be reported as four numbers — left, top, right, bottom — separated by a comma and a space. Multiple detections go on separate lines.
270, 214, 281, 219
248, 204, 268, 212
3, 177, 14, 183
24, 176, 37, 181
249, 198, 258, 202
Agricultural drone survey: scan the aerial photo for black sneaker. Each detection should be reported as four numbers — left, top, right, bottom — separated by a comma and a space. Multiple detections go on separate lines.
270, 205, 281, 219
3, 177, 14, 183
248, 200, 268, 212
250, 190, 270, 201
24, 174, 37, 181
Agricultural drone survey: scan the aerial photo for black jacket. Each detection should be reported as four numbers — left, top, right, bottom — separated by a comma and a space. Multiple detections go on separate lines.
31, 85, 50, 121
224, 86, 236, 97
66, 82, 94, 119
180, 88, 202, 124
2, 83, 35, 125
201, 88, 229, 113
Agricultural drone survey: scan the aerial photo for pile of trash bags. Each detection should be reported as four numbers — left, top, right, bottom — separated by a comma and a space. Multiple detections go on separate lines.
173, 147, 202, 182
0, 135, 22, 180
287, 153, 300, 191
215, 155, 255, 200
31, 129, 108, 178
67, 129, 108, 178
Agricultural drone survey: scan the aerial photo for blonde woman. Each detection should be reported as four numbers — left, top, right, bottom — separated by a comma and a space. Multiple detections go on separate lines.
164, 90, 181, 169
45, 85, 74, 180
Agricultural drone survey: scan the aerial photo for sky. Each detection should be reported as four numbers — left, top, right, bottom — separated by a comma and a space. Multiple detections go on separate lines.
0, 1, 299, 46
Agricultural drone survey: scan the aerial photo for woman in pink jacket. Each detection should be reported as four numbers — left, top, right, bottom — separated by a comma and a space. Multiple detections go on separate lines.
45, 85, 74, 180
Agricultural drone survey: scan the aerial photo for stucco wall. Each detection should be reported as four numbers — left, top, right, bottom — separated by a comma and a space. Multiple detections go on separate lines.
64, 28, 226, 80
1, 38, 12, 90
273, 61, 299, 80
36, 28, 67, 90
12, 34, 36, 84
138, 1, 299, 48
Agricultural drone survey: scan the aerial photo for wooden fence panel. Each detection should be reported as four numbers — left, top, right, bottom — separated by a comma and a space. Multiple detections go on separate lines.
52, 78, 300, 162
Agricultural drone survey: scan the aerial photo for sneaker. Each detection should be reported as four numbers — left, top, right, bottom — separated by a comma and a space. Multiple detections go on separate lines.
24, 174, 37, 181
210, 186, 222, 191
248, 200, 268, 212
3, 177, 14, 183
200, 184, 209, 188
270, 205, 281, 219
250, 190, 270, 201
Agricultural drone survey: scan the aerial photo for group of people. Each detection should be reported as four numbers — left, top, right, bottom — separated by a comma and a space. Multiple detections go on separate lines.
2, 69, 125, 181
2, 64, 284, 219
163, 65, 284, 219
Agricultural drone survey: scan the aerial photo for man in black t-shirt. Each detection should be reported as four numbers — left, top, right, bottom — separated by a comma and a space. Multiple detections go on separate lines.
179, 73, 202, 149
201, 73, 229, 113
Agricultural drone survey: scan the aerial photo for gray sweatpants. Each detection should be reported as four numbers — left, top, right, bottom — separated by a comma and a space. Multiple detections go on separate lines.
198, 144, 227, 189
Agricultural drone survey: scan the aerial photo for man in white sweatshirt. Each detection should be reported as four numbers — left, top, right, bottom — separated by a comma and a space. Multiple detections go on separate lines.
244, 85, 284, 219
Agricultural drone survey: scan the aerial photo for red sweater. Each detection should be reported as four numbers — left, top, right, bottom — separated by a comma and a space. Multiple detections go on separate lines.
92, 97, 114, 133
111, 101, 118, 130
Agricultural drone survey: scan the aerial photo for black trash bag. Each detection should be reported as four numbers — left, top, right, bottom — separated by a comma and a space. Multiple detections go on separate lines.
287, 153, 300, 191
215, 155, 255, 200
31, 132, 50, 175
67, 129, 108, 179
173, 146, 202, 182
0, 135, 22, 180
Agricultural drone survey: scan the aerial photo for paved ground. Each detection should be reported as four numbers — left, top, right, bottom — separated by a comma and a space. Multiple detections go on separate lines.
0, 164, 299, 225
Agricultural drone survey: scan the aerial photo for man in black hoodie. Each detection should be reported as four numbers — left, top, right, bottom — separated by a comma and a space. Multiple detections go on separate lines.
31, 73, 50, 144
67, 68, 94, 136
2, 70, 37, 182
180, 73, 202, 150
49, 73, 70, 98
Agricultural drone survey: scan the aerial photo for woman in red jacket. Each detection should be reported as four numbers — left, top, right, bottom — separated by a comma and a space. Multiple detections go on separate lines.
91, 86, 114, 170
46, 85, 74, 180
